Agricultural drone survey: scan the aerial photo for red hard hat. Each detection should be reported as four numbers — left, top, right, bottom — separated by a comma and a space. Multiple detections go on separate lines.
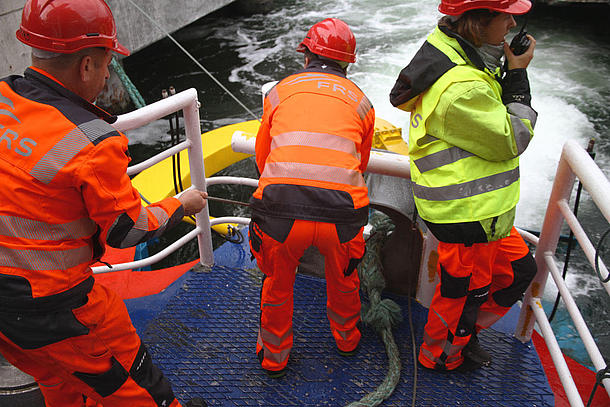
297, 18, 356, 63
438, 0, 532, 15
16, 0, 129, 56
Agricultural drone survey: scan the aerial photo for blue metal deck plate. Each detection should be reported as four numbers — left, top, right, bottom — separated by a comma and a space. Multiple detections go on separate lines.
131, 239, 555, 406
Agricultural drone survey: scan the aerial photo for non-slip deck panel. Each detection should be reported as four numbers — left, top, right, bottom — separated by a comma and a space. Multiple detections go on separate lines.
136, 239, 554, 406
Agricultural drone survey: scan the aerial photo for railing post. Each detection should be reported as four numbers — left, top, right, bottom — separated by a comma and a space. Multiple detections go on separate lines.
183, 89, 214, 266
515, 145, 577, 342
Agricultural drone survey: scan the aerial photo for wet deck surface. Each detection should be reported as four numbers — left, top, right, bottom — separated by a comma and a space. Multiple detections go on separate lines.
127, 238, 555, 407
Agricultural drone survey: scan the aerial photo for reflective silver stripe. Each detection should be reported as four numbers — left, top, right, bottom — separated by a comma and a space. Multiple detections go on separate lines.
336, 329, 349, 340
338, 286, 359, 294
413, 146, 474, 174
507, 103, 536, 154
267, 87, 280, 110
0, 90, 15, 109
263, 298, 289, 308
119, 206, 170, 248
259, 327, 293, 348
30, 127, 89, 184
0, 109, 19, 123
148, 206, 170, 227
417, 134, 438, 147
356, 95, 372, 121
258, 329, 291, 364
423, 332, 442, 348
412, 168, 519, 201
0, 245, 92, 271
29, 120, 116, 184
510, 116, 531, 155
421, 341, 461, 365
432, 308, 450, 329
271, 131, 358, 158
0, 215, 96, 240
263, 345, 291, 364
284, 73, 339, 86
78, 119, 116, 143
422, 310, 454, 367
134, 206, 149, 229
421, 346, 436, 362
327, 308, 359, 326
422, 332, 452, 366
423, 330, 461, 363
506, 102, 537, 128
261, 162, 365, 187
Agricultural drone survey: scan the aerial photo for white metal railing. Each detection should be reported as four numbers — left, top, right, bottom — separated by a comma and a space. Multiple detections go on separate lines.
92, 89, 214, 273
231, 131, 411, 179
516, 140, 610, 405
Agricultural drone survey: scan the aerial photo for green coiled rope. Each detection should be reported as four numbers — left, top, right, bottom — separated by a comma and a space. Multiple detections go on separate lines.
346, 213, 403, 407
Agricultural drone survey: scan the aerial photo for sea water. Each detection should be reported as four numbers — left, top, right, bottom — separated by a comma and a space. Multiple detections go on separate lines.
122, 0, 609, 370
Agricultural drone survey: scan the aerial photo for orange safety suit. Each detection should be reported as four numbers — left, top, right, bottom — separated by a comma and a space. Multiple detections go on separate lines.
0, 67, 184, 406
249, 59, 375, 372
419, 227, 537, 370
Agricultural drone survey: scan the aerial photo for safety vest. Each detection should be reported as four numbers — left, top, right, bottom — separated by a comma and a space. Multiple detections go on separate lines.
407, 28, 525, 226
0, 67, 183, 311
251, 61, 375, 226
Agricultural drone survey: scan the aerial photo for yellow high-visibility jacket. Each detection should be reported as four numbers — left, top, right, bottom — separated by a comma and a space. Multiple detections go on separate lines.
390, 26, 536, 242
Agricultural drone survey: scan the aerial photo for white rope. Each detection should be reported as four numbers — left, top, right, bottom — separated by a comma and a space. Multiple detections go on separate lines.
123, 0, 260, 121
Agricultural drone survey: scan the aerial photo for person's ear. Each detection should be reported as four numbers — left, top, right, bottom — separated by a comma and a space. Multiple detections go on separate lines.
78, 55, 94, 83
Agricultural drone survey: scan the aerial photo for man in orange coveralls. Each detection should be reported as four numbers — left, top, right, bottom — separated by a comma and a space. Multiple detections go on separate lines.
0, 1, 207, 406
249, 18, 375, 378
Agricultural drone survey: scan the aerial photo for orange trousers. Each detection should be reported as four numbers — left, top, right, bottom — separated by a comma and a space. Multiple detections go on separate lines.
250, 218, 364, 372
0, 282, 181, 407
419, 227, 537, 370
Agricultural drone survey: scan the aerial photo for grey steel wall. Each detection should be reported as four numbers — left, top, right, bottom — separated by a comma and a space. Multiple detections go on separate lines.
0, 0, 235, 78
0, 0, 28, 77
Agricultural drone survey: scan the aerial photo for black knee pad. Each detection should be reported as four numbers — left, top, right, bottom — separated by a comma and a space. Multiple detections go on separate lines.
73, 356, 128, 397
493, 253, 537, 307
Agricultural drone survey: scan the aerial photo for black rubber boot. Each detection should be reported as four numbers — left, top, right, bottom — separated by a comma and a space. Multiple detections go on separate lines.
185, 397, 208, 407
462, 334, 492, 367
337, 343, 360, 357
263, 367, 287, 378
257, 349, 287, 378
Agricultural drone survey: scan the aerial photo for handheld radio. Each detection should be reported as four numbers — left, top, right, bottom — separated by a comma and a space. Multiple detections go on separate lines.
509, 20, 530, 56
503, 20, 530, 72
